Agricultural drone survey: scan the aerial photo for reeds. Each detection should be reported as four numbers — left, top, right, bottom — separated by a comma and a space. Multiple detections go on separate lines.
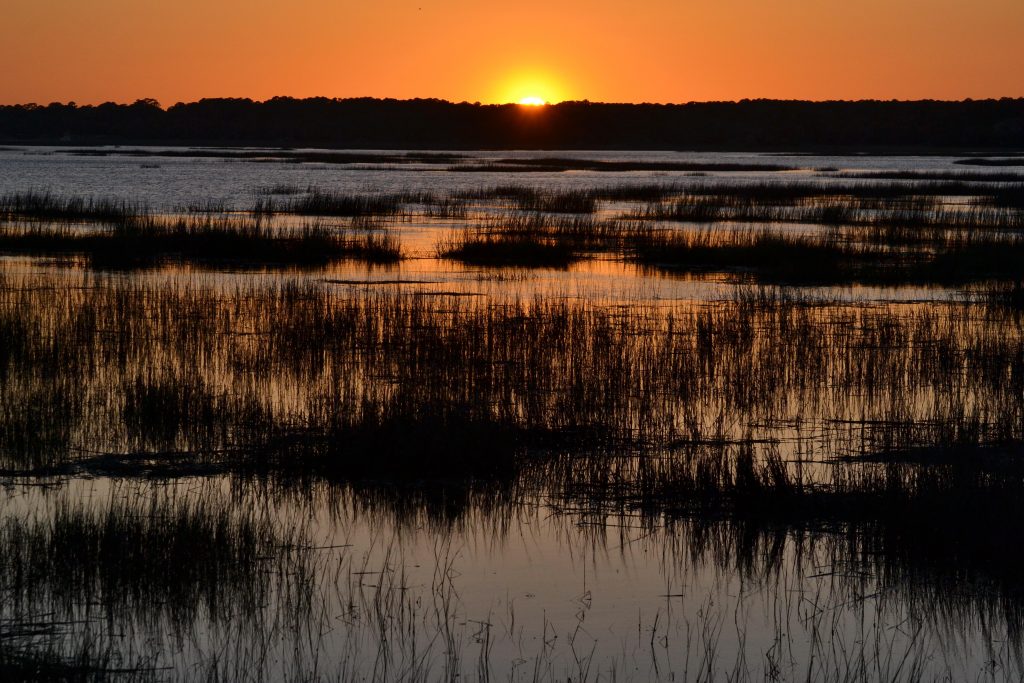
983, 280, 1024, 311
435, 213, 622, 266
426, 198, 1024, 283
7, 166, 1024, 681
0, 488, 310, 627
468, 178, 1024, 208
3, 275, 1022, 488
1, 479, 1018, 680
630, 225, 1024, 285
629, 227, 880, 283
455, 186, 598, 212
0, 191, 139, 223
436, 229, 580, 267
0, 216, 402, 268
0, 480, 331, 680
631, 193, 1024, 230
6, 182, 1023, 275
511, 189, 597, 213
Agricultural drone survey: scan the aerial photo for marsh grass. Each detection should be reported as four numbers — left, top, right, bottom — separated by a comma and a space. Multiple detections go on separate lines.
256, 183, 308, 196
178, 198, 230, 214
0, 191, 139, 223
451, 179, 1024, 232
7, 181, 1023, 277
512, 189, 597, 214
3, 478, 1020, 681
631, 193, 1024, 230
583, 440, 1024, 649
0, 490, 311, 628
434, 212, 647, 267
0, 482, 327, 681
436, 230, 581, 267
0, 635, 140, 683
458, 178, 1024, 209
0, 216, 402, 268
424, 197, 469, 218
2, 268, 1024, 679
983, 280, 1024, 311
429, 197, 1024, 283
455, 186, 598, 212
629, 228, 881, 283
630, 225, 1024, 285
2, 276, 1022, 492
7, 169, 1024, 681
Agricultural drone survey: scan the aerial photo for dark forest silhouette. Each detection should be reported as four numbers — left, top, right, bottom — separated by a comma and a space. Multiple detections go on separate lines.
1, 97, 1023, 150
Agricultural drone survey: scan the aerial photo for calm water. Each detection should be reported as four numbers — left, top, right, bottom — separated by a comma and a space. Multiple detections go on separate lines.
0, 147, 977, 211
1, 476, 1008, 681
0, 146, 1020, 681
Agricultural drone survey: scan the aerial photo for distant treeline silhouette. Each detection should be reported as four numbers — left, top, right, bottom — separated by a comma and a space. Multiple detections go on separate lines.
1, 97, 1023, 150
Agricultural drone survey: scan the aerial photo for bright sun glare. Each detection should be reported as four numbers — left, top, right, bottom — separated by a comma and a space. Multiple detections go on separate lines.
494, 71, 564, 105
518, 96, 547, 106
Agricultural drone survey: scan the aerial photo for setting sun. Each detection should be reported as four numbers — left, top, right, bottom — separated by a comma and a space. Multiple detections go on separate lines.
494, 70, 566, 106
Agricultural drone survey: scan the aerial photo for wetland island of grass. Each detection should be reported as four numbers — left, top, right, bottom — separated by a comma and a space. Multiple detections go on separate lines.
2, 143, 1024, 681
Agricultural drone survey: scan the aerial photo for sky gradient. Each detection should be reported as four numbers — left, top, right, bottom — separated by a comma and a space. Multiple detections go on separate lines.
3, 0, 1023, 106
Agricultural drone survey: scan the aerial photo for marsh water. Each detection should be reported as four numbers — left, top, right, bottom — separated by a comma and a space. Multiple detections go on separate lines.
1, 146, 1023, 681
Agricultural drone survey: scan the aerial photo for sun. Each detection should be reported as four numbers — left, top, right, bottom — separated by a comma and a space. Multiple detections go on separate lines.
518, 96, 548, 106
494, 71, 565, 105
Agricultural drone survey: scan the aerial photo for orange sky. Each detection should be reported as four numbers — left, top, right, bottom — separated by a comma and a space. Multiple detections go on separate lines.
3, 0, 1022, 106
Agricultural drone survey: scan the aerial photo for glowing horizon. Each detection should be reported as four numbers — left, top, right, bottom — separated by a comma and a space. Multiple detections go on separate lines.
1, 0, 1022, 106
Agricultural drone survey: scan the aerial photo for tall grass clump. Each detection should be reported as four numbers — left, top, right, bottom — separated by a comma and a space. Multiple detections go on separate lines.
0, 191, 140, 223
629, 225, 1024, 285
0, 216, 402, 268
436, 229, 580, 268
631, 194, 1024, 230
434, 213, 644, 266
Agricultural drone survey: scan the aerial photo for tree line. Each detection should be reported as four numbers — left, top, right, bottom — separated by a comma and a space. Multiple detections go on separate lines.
1, 97, 1022, 150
